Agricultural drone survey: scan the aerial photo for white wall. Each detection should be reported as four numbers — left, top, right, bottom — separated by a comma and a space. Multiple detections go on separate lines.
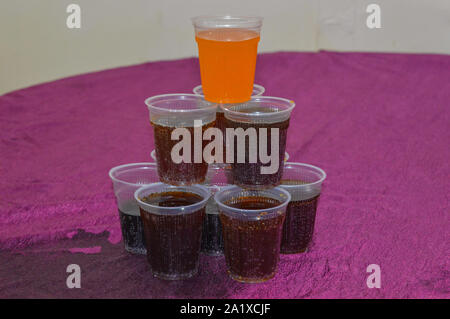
1, 0, 449, 95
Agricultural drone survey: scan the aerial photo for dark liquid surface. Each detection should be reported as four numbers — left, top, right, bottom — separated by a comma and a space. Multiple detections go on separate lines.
118, 208, 146, 254
153, 121, 215, 185
140, 191, 205, 279
220, 196, 284, 282
141, 191, 203, 207
226, 196, 281, 210
281, 194, 320, 254
224, 117, 289, 188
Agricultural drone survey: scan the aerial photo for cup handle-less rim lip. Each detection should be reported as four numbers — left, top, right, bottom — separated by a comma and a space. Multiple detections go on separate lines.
214, 185, 292, 216
192, 84, 266, 97
134, 183, 211, 214
108, 162, 158, 187
145, 93, 218, 114
152, 150, 289, 165
280, 162, 327, 189
191, 15, 263, 29
220, 96, 296, 119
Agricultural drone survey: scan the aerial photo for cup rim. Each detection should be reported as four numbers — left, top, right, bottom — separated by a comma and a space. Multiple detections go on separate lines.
134, 183, 211, 213
145, 93, 217, 114
220, 96, 295, 121
214, 185, 291, 215
191, 15, 263, 29
280, 162, 327, 189
151, 149, 289, 164
192, 84, 265, 97
108, 162, 157, 187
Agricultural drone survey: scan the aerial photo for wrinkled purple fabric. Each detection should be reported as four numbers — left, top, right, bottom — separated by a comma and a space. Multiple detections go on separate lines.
0, 51, 449, 299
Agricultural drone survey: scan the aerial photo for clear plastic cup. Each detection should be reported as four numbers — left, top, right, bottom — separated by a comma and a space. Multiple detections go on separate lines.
108, 163, 160, 254
201, 165, 230, 256
220, 96, 295, 189
215, 186, 291, 283
145, 94, 217, 185
193, 84, 265, 138
279, 163, 326, 254
134, 183, 210, 280
192, 15, 263, 104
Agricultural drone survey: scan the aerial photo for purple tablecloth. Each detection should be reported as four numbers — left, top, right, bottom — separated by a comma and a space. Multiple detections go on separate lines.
0, 51, 449, 298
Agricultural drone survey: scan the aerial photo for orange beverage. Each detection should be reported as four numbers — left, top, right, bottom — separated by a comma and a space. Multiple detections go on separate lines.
192, 16, 263, 104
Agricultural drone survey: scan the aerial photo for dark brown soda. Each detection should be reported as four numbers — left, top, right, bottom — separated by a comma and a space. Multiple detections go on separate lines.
139, 191, 205, 280
280, 194, 320, 254
224, 114, 289, 188
201, 212, 224, 256
118, 205, 146, 254
215, 111, 226, 133
152, 121, 215, 185
220, 196, 285, 283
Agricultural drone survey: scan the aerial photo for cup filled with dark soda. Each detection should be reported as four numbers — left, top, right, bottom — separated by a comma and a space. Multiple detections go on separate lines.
215, 185, 291, 283
108, 163, 160, 254
279, 163, 326, 254
221, 96, 295, 189
134, 183, 210, 280
145, 94, 217, 185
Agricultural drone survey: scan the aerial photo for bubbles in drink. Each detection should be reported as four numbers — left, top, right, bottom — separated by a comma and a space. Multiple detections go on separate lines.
201, 196, 224, 256
225, 116, 290, 188
139, 191, 205, 280
280, 193, 320, 254
220, 196, 285, 283
152, 121, 215, 185
118, 201, 146, 254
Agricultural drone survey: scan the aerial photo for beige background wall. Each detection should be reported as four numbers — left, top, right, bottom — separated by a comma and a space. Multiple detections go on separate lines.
1, 0, 449, 95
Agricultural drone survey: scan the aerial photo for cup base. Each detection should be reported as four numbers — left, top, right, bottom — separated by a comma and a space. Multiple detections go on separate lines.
228, 271, 276, 283
124, 246, 147, 255
201, 249, 224, 257
152, 268, 198, 281
280, 247, 309, 254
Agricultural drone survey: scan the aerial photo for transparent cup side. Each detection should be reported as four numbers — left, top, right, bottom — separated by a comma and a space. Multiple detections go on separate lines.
279, 162, 327, 201
192, 15, 263, 33
145, 94, 217, 127
108, 163, 159, 215
221, 96, 295, 124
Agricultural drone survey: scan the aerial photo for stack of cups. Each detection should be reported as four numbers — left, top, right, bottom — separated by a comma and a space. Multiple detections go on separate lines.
107, 15, 327, 283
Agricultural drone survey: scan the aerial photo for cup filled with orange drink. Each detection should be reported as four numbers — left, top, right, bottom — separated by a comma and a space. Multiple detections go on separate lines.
192, 15, 263, 104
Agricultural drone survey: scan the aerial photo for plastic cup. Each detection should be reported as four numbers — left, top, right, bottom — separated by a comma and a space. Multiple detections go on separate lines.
145, 94, 217, 186
220, 96, 295, 189
134, 183, 210, 280
201, 165, 230, 256
192, 15, 263, 103
279, 163, 326, 254
193, 83, 265, 138
108, 163, 160, 254
215, 186, 291, 283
